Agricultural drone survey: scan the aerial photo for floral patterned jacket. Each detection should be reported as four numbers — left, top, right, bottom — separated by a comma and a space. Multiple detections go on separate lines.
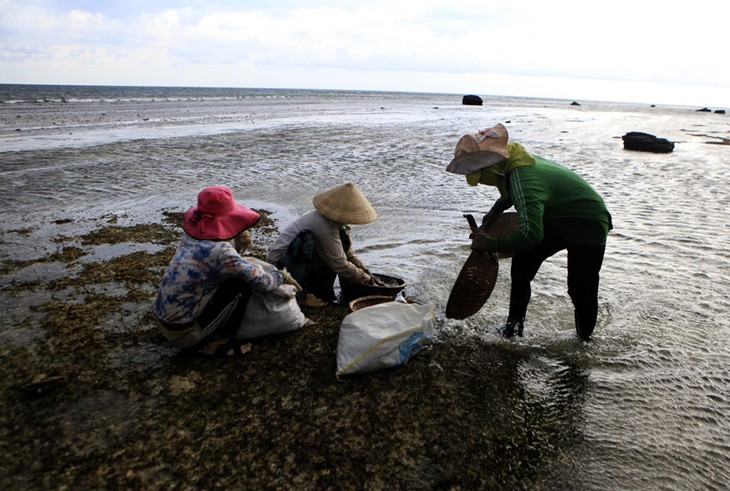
153, 233, 284, 325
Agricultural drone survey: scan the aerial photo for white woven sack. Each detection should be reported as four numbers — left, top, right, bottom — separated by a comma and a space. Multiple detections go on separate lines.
336, 301, 434, 376
236, 257, 309, 339
236, 284, 308, 339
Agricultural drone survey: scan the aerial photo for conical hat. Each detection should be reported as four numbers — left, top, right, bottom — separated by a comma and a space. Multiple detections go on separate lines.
313, 183, 377, 224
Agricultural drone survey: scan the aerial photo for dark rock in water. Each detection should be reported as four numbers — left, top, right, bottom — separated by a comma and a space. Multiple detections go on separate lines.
462, 95, 483, 106
622, 131, 675, 153
715, 109, 726, 114
570, 101, 581, 106
696, 107, 712, 112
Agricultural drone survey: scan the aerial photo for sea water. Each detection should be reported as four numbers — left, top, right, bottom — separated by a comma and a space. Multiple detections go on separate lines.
1, 84, 729, 489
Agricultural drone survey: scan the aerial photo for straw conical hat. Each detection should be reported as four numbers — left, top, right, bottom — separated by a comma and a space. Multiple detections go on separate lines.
313, 183, 377, 224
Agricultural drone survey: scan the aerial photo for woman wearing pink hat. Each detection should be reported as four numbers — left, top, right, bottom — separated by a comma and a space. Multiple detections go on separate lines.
153, 186, 301, 357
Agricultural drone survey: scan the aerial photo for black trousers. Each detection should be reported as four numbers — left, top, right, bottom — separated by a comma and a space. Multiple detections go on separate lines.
197, 277, 253, 341
508, 229, 606, 339
277, 229, 341, 302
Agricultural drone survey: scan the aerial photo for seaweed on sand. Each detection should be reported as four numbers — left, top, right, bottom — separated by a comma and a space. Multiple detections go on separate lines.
0, 209, 573, 490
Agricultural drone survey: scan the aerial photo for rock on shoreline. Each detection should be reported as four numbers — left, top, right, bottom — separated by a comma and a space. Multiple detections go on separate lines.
622, 131, 675, 153
462, 94, 483, 106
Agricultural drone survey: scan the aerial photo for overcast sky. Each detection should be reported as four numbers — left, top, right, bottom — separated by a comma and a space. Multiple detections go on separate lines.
2, 0, 728, 107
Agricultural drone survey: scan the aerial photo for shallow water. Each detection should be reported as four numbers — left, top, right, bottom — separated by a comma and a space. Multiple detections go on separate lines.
1, 85, 729, 489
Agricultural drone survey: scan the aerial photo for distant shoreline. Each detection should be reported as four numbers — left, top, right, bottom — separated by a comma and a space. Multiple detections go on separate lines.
1, 83, 726, 110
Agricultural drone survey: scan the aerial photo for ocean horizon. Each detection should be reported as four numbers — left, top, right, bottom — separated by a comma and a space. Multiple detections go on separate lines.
2, 82, 723, 111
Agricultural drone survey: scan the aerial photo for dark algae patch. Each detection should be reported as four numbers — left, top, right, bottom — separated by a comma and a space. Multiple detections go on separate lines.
0, 209, 577, 490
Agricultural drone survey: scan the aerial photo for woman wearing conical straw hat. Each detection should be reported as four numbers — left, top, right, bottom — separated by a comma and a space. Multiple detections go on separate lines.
267, 182, 381, 307
446, 123, 612, 341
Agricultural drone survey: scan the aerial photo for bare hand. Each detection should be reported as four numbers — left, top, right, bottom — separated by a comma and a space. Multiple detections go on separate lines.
279, 270, 302, 291
471, 232, 489, 252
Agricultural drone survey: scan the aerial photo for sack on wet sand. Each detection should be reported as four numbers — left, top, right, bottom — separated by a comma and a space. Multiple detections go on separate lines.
236, 258, 310, 339
336, 300, 435, 376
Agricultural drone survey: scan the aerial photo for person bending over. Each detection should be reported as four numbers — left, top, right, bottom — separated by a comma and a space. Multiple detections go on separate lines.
446, 124, 612, 340
267, 182, 382, 307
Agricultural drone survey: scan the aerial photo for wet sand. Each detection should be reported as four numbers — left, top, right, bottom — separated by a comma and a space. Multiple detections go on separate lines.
0, 210, 577, 490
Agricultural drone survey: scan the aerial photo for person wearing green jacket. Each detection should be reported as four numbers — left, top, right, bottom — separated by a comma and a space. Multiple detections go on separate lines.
446, 123, 612, 340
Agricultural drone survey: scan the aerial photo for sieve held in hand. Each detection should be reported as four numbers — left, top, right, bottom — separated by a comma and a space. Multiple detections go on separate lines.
445, 214, 500, 320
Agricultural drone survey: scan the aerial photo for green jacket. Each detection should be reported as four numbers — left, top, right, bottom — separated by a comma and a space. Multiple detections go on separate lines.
485, 155, 612, 253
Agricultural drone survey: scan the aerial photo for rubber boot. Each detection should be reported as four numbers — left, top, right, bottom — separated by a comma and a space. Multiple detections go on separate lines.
499, 318, 524, 338
575, 310, 594, 341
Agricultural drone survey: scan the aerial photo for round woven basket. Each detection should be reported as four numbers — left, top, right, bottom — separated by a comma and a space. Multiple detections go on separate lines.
487, 212, 518, 259
348, 295, 420, 312
339, 273, 405, 303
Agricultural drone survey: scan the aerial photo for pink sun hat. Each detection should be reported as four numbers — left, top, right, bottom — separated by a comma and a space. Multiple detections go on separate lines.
183, 186, 260, 240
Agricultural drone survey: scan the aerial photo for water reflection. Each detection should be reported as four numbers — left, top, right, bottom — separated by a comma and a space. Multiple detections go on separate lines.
448, 338, 593, 487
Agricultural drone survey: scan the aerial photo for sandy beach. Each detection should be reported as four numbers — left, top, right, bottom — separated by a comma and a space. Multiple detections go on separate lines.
0, 210, 574, 490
